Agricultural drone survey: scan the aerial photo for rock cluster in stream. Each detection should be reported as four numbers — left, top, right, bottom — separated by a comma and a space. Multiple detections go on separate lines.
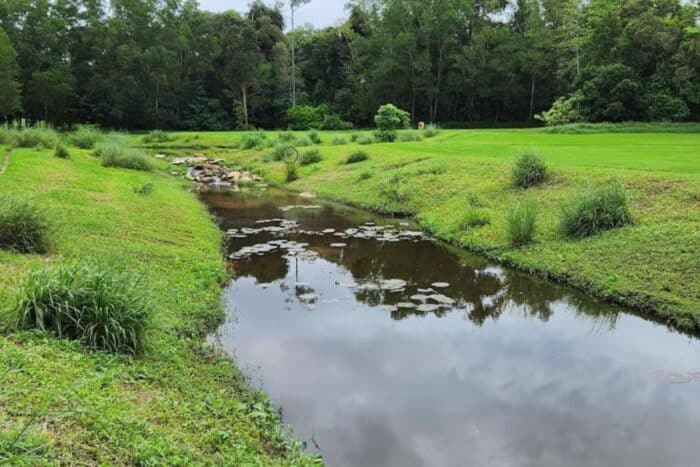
162, 154, 264, 188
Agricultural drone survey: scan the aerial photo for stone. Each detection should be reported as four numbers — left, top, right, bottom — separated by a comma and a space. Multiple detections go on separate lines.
299, 192, 317, 199
432, 282, 450, 289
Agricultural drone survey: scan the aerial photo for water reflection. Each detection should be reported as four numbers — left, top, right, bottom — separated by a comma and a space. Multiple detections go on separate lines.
202, 189, 700, 467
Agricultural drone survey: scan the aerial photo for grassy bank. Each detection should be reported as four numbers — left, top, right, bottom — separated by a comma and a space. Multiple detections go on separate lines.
0, 145, 317, 464
157, 126, 699, 332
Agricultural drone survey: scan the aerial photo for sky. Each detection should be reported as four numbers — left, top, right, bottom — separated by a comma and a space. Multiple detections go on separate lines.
198, 0, 349, 29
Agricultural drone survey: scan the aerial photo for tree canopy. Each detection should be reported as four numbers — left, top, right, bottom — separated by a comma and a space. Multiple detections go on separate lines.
0, 0, 697, 129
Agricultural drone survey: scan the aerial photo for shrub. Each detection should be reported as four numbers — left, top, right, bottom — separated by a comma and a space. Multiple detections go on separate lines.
0, 196, 51, 254
0, 127, 17, 145
307, 130, 322, 144
300, 148, 322, 166
397, 130, 422, 142
423, 124, 440, 138
535, 96, 582, 126
54, 144, 70, 159
13, 127, 59, 149
332, 136, 347, 145
559, 183, 633, 238
346, 151, 369, 164
134, 181, 154, 195
506, 202, 538, 247
286, 162, 299, 182
374, 104, 410, 142
320, 114, 353, 130
287, 105, 326, 130
12, 264, 151, 354
71, 125, 103, 149
460, 208, 490, 229
241, 133, 265, 149
142, 129, 174, 144
512, 153, 549, 188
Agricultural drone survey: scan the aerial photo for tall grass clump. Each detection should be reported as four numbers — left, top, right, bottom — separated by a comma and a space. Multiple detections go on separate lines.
71, 125, 104, 149
0, 127, 17, 145
346, 151, 369, 164
0, 197, 50, 254
268, 143, 289, 162
512, 153, 549, 188
423, 124, 440, 138
300, 148, 322, 166
397, 130, 422, 142
559, 183, 633, 238
54, 144, 70, 159
460, 207, 490, 229
506, 202, 538, 247
356, 135, 374, 145
295, 135, 313, 147
12, 264, 151, 354
241, 133, 265, 149
379, 174, 411, 204
142, 129, 174, 144
277, 132, 297, 143
332, 135, 347, 145
95, 141, 152, 171
307, 130, 322, 144
13, 127, 59, 149
286, 162, 299, 182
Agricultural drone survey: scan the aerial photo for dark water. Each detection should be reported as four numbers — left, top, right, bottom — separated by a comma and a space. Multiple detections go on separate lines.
201, 188, 700, 467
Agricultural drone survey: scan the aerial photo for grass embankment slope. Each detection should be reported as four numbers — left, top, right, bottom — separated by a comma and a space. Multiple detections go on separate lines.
170, 126, 699, 332
0, 146, 316, 465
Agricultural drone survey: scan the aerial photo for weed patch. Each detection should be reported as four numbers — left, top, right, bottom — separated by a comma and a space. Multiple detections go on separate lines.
0, 196, 50, 254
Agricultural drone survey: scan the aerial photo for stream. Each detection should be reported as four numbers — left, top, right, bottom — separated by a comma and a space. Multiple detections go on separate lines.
201, 188, 700, 467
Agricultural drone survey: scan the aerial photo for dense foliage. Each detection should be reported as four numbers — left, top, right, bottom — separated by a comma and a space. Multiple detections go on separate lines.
0, 0, 697, 129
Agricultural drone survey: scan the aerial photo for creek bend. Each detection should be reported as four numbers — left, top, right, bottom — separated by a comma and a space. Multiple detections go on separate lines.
201, 188, 700, 467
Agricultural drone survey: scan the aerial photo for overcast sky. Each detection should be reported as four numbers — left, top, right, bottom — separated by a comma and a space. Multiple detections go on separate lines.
198, 0, 349, 29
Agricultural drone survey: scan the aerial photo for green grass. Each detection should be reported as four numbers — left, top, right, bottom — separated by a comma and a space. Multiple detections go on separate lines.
187, 125, 699, 332
0, 147, 317, 465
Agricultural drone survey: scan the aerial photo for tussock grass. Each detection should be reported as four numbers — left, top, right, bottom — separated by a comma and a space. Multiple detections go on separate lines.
12, 264, 151, 354
512, 153, 549, 188
560, 183, 633, 238
54, 144, 70, 159
460, 208, 490, 229
71, 125, 104, 149
241, 133, 265, 150
346, 151, 369, 164
295, 136, 313, 147
95, 141, 152, 171
397, 130, 423, 142
506, 202, 538, 247
0, 196, 50, 254
356, 135, 374, 145
332, 136, 347, 145
300, 148, 322, 166
13, 127, 59, 149
286, 162, 299, 182
142, 129, 174, 144
268, 143, 289, 162
307, 130, 322, 144
134, 181, 154, 195
423, 124, 440, 138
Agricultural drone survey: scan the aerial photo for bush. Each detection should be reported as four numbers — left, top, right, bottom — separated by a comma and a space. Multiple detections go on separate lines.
0, 196, 51, 254
346, 151, 369, 164
332, 136, 347, 145
535, 96, 582, 126
307, 130, 322, 144
423, 124, 440, 138
71, 125, 104, 149
142, 129, 174, 144
320, 114, 353, 130
300, 148, 322, 166
0, 127, 16, 145
54, 144, 70, 159
460, 208, 490, 229
506, 202, 538, 247
287, 105, 326, 130
397, 130, 423, 142
374, 104, 410, 142
512, 153, 549, 188
286, 162, 299, 182
241, 133, 265, 149
559, 183, 633, 238
13, 127, 59, 149
96, 142, 152, 171
12, 264, 151, 354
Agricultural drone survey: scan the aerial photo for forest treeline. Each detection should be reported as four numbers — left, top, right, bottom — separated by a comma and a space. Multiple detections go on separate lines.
0, 0, 698, 130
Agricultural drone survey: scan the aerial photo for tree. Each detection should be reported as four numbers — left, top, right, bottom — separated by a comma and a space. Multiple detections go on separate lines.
0, 27, 21, 121
290, 0, 311, 107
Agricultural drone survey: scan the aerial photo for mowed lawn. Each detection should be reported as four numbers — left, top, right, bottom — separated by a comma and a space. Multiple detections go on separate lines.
0, 146, 315, 465
143, 127, 699, 331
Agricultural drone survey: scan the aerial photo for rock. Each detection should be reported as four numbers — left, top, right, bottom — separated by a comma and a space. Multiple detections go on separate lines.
154, 154, 167, 159
298, 293, 318, 302
171, 157, 188, 165
416, 304, 440, 312
428, 294, 455, 306
330, 242, 347, 248
431, 282, 450, 289
299, 192, 317, 199
410, 294, 429, 302
396, 302, 417, 309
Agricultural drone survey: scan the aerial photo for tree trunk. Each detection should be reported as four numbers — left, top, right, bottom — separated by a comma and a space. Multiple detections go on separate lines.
241, 84, 249, 127
529, 74, 535, 120
155, 81, 160, 129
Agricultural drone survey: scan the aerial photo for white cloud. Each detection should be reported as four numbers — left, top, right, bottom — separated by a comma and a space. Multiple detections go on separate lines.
197, 0, 349, 29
